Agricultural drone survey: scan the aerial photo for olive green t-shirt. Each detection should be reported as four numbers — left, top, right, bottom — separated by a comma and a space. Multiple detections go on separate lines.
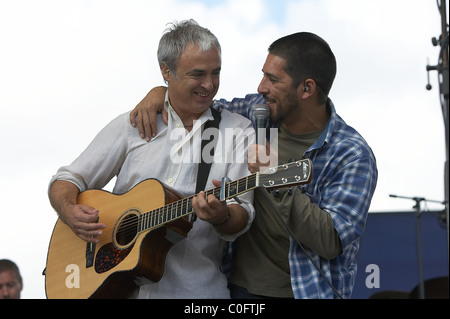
230, 125, 341, 298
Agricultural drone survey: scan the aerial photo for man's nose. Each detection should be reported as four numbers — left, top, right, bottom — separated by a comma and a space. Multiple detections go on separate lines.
201, 75, 215, 91
257, 77, 269, 95
1, 286, 10, 299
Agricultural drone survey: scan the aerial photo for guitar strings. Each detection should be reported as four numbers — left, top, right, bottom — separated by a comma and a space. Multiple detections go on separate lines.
114, 178, 249, 239
114, 174, 258, 241
114, 159, 309, 240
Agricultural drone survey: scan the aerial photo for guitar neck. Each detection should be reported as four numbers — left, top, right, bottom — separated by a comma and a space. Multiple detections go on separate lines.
138, 173, 259, 232
137, 158, 312, 232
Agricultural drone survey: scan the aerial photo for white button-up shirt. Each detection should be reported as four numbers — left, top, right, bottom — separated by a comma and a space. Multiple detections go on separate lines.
49, 97, 255, 298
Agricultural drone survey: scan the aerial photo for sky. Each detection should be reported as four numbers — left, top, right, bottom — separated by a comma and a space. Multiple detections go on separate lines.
0, 0, 447, 299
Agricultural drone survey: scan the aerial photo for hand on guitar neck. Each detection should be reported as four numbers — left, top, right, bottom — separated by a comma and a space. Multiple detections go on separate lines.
192, 179, 248, 234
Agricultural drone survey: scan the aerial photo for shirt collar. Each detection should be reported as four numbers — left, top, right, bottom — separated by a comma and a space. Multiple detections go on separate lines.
164, 91, 214, 128
308, 98, 337, 151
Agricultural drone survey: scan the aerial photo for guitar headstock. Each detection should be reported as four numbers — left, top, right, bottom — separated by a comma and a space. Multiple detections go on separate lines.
258, 158, 312, 190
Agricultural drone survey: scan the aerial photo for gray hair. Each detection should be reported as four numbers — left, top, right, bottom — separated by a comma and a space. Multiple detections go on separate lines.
157, 19, 221, 78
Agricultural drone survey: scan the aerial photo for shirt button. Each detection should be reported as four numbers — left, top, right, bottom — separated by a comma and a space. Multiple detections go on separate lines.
176, 123, 181, 128
167, 178, 173, 183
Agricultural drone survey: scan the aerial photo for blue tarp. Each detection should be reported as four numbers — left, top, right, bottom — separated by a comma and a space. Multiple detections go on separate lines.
352, 211, 448, 298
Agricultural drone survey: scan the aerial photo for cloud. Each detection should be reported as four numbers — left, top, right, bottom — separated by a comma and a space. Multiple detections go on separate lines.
0, 0, 446, 299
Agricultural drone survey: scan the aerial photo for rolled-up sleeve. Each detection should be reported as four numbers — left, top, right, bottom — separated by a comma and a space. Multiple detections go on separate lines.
48, 113, 128, 197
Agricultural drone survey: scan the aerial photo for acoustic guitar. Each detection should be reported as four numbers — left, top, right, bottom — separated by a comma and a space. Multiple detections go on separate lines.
45, 159, 312, 299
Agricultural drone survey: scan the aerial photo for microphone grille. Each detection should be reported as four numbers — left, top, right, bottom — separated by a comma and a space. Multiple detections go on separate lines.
253, 104, 270, 119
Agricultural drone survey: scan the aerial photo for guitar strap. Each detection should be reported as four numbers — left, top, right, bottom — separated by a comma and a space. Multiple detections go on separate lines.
193, 107, 221, 220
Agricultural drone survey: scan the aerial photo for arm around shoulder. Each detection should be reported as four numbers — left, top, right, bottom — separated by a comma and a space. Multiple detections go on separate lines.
130, 86, 167, 141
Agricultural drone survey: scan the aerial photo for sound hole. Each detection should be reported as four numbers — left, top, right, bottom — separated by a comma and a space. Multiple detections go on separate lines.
115, 211, 139, 247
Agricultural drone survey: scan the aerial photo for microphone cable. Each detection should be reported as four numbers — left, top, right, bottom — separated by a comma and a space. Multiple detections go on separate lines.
260, 189, 344, 299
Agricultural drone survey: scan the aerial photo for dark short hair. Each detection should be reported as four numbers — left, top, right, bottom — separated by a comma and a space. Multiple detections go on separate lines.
268, 32, 337, 103
0, 259, 22, 284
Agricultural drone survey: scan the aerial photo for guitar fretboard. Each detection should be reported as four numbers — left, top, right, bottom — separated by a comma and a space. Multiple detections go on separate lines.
137, 173, 259, 232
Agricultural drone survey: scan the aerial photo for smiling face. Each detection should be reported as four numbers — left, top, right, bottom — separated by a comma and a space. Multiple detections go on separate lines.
257, 53, 300, 125
164, 44, 221, 121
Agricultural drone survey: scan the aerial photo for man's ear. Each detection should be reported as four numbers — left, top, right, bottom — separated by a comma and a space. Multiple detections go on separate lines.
299, 78, 316, 99
161, 63, 170, 82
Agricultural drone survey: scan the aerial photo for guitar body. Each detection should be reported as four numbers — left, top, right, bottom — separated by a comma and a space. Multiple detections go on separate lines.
45, 179, 192, 299
45, 159, 313, 299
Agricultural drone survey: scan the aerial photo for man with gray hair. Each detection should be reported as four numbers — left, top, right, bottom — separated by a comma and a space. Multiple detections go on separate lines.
48, 20, 255, 298
131, 31, 378, 299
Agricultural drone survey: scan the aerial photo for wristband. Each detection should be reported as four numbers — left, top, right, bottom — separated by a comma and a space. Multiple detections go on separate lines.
212, 209, 231, 227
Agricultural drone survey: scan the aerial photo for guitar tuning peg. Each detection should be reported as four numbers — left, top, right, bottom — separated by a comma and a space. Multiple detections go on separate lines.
287, 187, 293, 196
272, 189, 280, 198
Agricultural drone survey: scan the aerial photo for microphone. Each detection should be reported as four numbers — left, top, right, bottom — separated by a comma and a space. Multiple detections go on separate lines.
253, 104, 270, 145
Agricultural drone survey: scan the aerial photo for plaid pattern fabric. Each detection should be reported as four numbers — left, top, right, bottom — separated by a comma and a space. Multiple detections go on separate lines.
216, 94, 378, 299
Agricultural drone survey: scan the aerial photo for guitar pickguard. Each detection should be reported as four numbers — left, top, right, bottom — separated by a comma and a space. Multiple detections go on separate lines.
94, 243, 134, 274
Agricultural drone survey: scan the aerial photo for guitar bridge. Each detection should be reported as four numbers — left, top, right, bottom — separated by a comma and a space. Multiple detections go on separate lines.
86, 242, 96, 268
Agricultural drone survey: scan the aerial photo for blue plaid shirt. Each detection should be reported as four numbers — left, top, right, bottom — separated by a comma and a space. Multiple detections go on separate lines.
214, 94, 378, 299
